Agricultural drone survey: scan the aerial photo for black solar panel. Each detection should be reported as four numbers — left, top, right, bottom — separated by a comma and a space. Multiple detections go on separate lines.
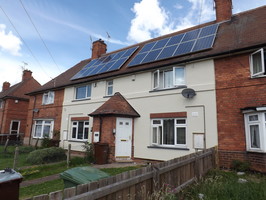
71, 46, 138, 80
128, 23, 219, 67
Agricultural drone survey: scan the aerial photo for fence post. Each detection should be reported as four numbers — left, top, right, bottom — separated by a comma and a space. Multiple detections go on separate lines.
13, 146, 19, 169
152, 165, 160, 192
194, 152, 200, 181
67, 144, 71, 168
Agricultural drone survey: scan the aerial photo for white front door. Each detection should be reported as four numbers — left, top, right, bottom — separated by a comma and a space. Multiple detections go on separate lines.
115, 118, 132, 159
10, 120, 20, 135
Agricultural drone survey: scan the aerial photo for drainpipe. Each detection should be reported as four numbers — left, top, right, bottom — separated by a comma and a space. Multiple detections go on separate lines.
29, 96, 37, 145
99, 116, 102, 143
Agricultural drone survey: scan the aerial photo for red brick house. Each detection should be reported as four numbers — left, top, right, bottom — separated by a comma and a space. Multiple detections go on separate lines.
0, 70, 41, 143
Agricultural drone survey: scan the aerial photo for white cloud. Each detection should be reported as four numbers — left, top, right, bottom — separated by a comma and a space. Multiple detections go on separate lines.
0, 24, 22, 56
127, 0, 215, 43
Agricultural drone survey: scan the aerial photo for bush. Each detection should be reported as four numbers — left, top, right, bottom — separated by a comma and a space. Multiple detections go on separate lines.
231, 160, 250, 172
18, 146, 35, 154
82, 142, 94, 163
70, 157, 86, 166
26, 147, 66, 165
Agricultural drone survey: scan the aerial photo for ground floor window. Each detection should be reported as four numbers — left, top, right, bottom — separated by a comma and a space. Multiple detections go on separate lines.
71, 121, 89, 140
152, 118, 186, 147
244, 112, 266, 152
33, 120, 54, 138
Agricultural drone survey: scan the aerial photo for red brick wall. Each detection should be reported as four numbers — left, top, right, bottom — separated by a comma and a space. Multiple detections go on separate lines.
215, 53, 266, 172
24, 89, 64, 144
215, 0, 232, 22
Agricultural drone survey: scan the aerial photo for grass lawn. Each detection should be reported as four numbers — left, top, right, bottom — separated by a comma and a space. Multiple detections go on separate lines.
178, 169, 266, 200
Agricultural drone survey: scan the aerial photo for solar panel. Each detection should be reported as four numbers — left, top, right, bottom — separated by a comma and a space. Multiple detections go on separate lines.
128, 23, 219, 67
71, 46, 138, 80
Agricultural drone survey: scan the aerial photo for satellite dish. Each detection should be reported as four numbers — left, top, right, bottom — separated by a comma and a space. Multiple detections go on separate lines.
182, 88, 196, 99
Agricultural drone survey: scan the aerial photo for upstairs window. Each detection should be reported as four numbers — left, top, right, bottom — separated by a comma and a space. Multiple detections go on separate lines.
244, 112, 266, 152
75, 84, 91, 100
42, 91, 54, 105
106, 80, 113, 96
250, 48, 266, 77
151, 118, 187, 147
153, 67, 185, 90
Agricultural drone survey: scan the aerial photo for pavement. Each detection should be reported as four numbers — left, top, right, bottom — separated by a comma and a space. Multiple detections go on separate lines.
20, 162, 145, 188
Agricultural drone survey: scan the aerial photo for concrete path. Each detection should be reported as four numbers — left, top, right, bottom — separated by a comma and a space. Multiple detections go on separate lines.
20, 162, 144, 188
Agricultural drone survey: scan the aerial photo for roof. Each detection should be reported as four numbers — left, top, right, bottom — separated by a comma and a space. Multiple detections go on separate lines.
89, 92, 140, 117
29, 5, 266, 95
0, 77, 41, 100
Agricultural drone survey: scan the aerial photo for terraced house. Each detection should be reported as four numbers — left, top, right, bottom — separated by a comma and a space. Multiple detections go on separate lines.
24, 0, 266, 172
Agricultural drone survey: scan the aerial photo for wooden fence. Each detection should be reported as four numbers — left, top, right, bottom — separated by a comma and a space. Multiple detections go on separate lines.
28, 147, 216, 200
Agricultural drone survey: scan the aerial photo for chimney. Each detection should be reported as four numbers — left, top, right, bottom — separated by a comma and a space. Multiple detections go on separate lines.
22, 70, 32, 81
91, 39, 107, 59
215, 0, 232, 22
2, 82, 10, 92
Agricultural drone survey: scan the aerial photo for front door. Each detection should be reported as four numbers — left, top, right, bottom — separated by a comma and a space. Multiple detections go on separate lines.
115, 118, 132, 159
10, 120, 20, 135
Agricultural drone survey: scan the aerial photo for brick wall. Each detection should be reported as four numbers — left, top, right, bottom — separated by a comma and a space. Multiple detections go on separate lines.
215, 53, 266, 172
24, 89, 64, 145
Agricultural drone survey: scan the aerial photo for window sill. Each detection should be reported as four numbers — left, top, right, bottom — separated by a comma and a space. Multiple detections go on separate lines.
247, 149, 266, 153
68, 139, 88, 142
103, 95, 113, 98
149, 85, 187, 93
251, 74, 266, 79
42, 103, 54, 105
72, 98, 91, 102
147, 145, 189, 150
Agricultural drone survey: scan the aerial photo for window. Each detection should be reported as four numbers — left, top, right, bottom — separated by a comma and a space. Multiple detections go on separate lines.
106, 80, 113, 96
71, 121, 89, 140
250, 48, 266, 77
0, 100, 3, 109
151, 118, 186, 147
33, 120, 53, 138
75, 84, 91, 100
152, 67, 185, 90
244, 112, 266, 152
42, 91, 54, 105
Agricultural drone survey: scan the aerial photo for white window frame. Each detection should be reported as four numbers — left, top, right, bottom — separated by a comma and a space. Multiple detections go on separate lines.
244, 112, 266, 152
42, 91, 54, 105
70, 121, 89, 141
152, 66, 185, 90
151, 118, 187, 148
106, 80, 113, 96
10, 120, 20, 135
33, 120, 54, 139
250, 48, 265, 77
75, 84, 92, 100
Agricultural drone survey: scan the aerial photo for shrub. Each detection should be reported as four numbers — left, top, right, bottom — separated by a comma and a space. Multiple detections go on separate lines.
18, 146, 35, 154
82, 142, 94, 163
41, 137, 52, 148
70, 157, 86, 166
26, 147, 66, 165
231, 160, 250, 172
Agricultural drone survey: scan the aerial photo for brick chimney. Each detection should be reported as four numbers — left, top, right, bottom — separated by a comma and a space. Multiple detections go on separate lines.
2, 82, 10, 92
215, 0, 232, 22
22, 70, 32, 81
91, 39, 107, 59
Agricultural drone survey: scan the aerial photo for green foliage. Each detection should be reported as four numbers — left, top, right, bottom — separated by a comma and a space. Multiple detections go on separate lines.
101, 166, 141, 176
26, 147, 66, 165
82, 142, 94, 163
41, 137, 52, 148
232, 160, 251, 172
18, 146, 35, 154
69, 156, 87, 166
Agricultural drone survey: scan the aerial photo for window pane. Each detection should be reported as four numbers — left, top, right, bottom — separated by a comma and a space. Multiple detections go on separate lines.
84, 128, 89, 139
76, 86, 86, 99
35, 125, 42, 137
164, 70, 173, 88
153, 71, 159, 88
85, 121, 89, 125
153, 120, 161, 125
250, 125, 260, 148
86, 85, 91, 97
176, 119, 186, 124
249, 115, 258, 122
176, 127, 186, 144
72, 127, 77, 138
252, 52, 262, 74
174, 67, 185, 85
43, 93, 48, 104
152, 127, 157, 143
158, 126, 162, 145
48, 92, 54, 103
43, 125, 50, 138
163, 119, 174, 144
77, 122, 84, 139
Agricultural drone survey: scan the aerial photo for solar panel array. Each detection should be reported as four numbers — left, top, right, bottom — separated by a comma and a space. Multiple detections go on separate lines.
127, 24, 219, 67
71, 46, 139, 80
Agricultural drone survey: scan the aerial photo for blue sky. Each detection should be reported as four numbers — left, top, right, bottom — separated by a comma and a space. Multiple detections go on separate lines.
0, 0, 266, 86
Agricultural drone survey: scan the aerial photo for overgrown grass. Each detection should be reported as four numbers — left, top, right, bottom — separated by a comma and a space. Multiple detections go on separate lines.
101, 166, 142, 176
19, 179, 64, 200
178, 170, 266, 200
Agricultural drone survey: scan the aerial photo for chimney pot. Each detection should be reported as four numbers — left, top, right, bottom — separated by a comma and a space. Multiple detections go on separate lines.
2, 82, 10, 92
22, 70, 32, 81
91, 39, 107, 59
215, 0, 232, 22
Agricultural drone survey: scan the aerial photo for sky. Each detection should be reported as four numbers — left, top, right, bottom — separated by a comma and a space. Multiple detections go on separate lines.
0, 0, 266, 86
